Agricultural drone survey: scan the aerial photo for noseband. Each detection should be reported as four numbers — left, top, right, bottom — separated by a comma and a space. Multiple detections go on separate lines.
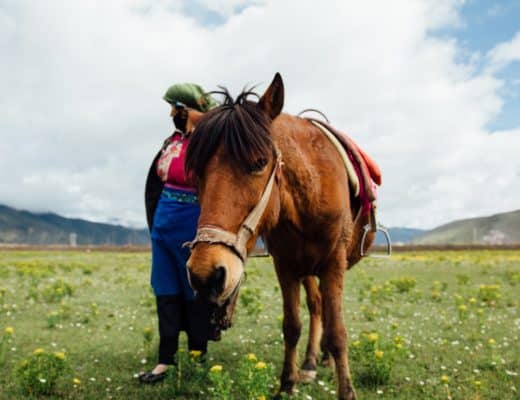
184, 150, 282, 262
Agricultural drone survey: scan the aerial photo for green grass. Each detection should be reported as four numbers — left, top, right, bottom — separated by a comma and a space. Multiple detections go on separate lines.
0, 250, 519, 399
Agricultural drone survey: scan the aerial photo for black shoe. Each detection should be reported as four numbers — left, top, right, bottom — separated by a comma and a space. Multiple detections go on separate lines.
138, 371, 167, 384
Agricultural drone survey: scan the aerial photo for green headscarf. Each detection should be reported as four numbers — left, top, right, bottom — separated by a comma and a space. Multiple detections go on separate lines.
163, 83, 218, 112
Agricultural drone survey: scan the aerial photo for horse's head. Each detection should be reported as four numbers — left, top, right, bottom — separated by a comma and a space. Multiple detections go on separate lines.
185, 73, 284, 305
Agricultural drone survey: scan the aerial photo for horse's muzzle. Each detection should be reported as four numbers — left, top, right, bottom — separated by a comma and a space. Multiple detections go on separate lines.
187, 243, 245, 305
188, 265, 233, 305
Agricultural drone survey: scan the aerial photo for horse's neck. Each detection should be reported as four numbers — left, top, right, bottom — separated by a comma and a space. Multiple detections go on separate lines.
271, 115, 340, 227
271, 113, 362, 231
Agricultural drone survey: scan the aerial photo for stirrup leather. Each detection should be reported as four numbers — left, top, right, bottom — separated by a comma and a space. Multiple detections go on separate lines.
360, 207, 392, 258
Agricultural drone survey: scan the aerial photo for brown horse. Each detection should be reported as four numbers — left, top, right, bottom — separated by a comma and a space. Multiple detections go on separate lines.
185, 73, 375, 400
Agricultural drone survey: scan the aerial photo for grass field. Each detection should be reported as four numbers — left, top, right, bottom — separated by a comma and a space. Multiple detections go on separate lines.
0, 250, 518, 399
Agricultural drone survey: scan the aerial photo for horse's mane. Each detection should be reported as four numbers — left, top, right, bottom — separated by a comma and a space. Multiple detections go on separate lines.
185, 88, 276, 179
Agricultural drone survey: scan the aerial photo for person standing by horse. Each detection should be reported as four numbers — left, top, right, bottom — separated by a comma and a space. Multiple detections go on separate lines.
139, 83, 218, 384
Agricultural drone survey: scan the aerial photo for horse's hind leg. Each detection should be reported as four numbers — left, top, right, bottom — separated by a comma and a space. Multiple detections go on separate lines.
320, 334, 333, 368
275, 274, 302, 398
300, 276, 322, 383
320, 251, 356, 400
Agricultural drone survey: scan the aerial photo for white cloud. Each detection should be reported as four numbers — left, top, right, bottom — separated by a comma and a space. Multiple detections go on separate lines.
0, 0, 519, 229
486, 31, 520, 73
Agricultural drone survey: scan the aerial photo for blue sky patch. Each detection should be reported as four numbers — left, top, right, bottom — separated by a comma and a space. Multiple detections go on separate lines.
436, 0, 519, 131
182, 0, 263, 27
455, 0, 519, 53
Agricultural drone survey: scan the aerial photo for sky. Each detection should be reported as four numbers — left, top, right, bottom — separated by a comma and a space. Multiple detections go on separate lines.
1, 0, 519, 230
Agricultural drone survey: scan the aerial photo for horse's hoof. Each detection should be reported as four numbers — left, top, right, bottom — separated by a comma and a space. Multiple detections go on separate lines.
339, 388, 357, 400
274, 383, 294, 399
298, 369, 317, 383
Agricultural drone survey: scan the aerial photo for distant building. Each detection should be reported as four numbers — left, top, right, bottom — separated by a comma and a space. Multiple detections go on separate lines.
69, 233, 77, 247
482, 229, 506, 245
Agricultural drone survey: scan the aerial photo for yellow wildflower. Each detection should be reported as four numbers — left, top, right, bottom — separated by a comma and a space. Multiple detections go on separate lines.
257, 396, 266, 400
440, 375, 449, 384
210, 365, 223, 373
255, 361, 267, 370
488, 338, 496, 346
473, 380, 481, 388
73, 378, 81, 385
367, 333, 378, 342
469, 297, 477, 305
458, 305, 467, 311
374, 350, 384, 359
190, 350, 202, 358
54, 352, 66, 360
4, 326, 14, 336
248, 353, 257, 361
33, 348, 45, 355
143, 327, 153, 342
395, 343, 403, 349
352, 340, 361, 348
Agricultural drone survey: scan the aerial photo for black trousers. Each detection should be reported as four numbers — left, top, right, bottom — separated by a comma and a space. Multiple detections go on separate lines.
156, 295, 212, 364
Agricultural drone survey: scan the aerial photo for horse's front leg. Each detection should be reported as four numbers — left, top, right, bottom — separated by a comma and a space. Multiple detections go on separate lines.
300, 276, 322, 383
275, 275, 302, 398
320, 252, 356, 400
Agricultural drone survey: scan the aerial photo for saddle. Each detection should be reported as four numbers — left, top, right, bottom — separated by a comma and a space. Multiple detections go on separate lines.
304, 117, 391, 257
306, 118, 381, 214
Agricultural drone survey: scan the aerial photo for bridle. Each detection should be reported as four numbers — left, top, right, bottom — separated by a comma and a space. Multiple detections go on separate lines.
184, 149, 283, 262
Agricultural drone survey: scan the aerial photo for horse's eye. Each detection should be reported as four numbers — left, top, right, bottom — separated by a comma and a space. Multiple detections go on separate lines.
250, 158, 268, 174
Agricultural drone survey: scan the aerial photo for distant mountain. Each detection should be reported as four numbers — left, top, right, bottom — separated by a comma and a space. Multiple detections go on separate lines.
2, 203, 517, 247
375, 227, 425, 245
411, 209, 520, 245
0, 204, 150, 246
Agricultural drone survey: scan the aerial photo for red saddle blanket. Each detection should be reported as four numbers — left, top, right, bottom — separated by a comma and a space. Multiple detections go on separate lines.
307, 119, 382, 215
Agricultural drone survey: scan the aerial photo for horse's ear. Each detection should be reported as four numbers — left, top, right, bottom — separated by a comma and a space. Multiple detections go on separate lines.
258, 72, 284, 120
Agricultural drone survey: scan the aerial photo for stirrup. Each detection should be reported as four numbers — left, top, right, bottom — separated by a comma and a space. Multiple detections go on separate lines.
360, 208, 392, 258
360, 223, 392, 258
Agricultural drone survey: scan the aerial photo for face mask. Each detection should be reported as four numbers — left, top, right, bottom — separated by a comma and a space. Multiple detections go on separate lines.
173, 113, 188, 133
173, 104, 188, 133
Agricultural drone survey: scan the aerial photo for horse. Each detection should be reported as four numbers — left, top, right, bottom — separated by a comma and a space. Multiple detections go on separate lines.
185, 73, 375, 400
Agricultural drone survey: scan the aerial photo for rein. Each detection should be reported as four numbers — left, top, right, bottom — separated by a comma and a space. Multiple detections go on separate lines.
184, 150, 282, 262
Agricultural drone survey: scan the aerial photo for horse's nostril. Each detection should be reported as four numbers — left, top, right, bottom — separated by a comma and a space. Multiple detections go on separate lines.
215, 266, 226, 282
210, 266, 226, 297
188, 270, 203, 292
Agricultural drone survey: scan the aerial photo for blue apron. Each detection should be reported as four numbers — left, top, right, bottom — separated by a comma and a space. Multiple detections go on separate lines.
150, 187, 200, 299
